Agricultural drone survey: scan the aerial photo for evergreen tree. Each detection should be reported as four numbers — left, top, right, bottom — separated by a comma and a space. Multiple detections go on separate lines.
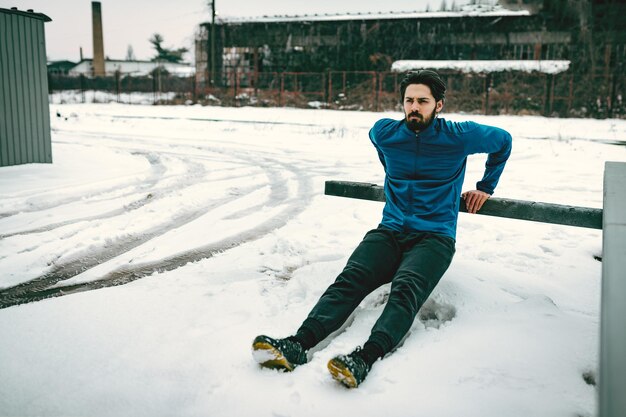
149, 33, 188, 63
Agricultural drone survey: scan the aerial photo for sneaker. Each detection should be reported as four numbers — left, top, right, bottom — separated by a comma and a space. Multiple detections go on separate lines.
252, 335, 307, 371
327, 348, 372, 388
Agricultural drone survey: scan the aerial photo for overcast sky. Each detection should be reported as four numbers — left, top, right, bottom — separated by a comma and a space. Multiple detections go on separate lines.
0, 0, 492, 62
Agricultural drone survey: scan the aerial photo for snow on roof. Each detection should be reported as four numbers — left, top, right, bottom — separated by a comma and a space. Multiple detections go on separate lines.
105, 60, 195, 77
391, 60, 571, 74
215, 5, 530, 24
69, 60, 194, 77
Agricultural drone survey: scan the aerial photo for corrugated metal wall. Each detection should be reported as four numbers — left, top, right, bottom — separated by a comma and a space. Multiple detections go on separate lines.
0, 8, 52, 167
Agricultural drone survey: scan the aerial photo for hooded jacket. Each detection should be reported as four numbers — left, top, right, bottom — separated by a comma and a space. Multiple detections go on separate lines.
369, 117, 512, 239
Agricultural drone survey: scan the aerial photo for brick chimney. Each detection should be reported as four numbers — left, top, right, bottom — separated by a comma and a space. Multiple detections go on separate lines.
92, 1, 105, 76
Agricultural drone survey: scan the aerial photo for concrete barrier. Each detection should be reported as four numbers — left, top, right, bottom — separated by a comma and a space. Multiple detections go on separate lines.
600, 162, 626, 417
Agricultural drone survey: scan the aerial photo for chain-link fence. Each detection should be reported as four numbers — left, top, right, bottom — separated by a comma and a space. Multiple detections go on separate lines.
49, 70, 625, 119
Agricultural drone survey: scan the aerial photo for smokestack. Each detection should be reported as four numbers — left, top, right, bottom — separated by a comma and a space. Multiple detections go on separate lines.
91, 1, 105, 76
80, 47, 83, 61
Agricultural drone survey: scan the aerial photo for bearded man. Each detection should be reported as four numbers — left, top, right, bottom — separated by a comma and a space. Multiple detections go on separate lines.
252, 70, 513, 388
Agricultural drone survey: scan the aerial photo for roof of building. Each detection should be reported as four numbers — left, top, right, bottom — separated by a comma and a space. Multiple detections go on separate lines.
69, 59, 194, 77
48, 60, 78, 67
391, 60, 571, 74
0, 7, 51, 22
207, 4, 530, 25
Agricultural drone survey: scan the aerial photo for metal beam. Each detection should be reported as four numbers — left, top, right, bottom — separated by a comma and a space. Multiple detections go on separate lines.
324, 180, 603, 229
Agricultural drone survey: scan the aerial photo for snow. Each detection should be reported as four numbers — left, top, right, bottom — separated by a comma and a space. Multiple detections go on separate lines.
67, 60, 195, 78
49, 90, 178, 105
1, 103, 626, 417
392, 60, 572, 74
217, 4, 530, 24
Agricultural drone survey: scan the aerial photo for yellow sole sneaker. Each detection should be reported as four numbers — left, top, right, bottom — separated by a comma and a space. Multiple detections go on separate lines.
252, 341, 295, 371
327, 358, 358, 388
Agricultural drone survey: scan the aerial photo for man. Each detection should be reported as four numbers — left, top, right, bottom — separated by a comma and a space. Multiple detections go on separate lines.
252, 70, 512, 388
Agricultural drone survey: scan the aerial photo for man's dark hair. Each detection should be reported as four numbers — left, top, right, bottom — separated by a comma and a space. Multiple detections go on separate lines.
399, 70, 447, 103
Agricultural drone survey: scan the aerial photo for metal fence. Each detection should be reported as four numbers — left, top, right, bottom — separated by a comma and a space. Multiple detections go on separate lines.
48, 72, 197, 105
49, 70, 625, 119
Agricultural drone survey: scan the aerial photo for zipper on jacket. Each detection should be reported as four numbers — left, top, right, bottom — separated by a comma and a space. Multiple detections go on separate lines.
406, 132, 419, 229
414, 132, 420, 178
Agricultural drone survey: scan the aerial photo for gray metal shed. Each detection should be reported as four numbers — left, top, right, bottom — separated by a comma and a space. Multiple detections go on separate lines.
0, 7, 52, 167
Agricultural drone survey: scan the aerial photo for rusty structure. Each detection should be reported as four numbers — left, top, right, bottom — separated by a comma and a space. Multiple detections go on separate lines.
195, 0, 625, 117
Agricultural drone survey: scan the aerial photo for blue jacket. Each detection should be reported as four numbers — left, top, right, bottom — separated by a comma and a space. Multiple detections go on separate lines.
369, 117, 512, 239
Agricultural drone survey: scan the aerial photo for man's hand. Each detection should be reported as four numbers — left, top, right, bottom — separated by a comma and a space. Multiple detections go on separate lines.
461, 190, 490, 214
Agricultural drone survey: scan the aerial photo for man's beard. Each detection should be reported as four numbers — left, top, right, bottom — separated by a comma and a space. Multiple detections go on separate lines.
405, 107, 437, 132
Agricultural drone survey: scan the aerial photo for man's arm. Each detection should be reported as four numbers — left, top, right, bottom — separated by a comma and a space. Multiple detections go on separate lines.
475, 127, 512, 195
464, 123, 513, 213
369, 126, 387, 171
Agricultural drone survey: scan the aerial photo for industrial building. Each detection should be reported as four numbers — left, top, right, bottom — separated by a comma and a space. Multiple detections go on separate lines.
194, 0, 625, 116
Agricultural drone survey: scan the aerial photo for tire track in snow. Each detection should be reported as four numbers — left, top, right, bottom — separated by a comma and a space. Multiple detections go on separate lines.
0, 138, 316, 308
2, 185, 312, 308
0, 166, 262, 240
0, 152, 167, 219
0, 183, 265, 305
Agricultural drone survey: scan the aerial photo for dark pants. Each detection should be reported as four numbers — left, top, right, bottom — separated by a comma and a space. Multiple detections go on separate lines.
299, 226, 455, 355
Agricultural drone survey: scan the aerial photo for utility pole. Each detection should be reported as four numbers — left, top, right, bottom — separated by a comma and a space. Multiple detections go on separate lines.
210, 0, 216, 86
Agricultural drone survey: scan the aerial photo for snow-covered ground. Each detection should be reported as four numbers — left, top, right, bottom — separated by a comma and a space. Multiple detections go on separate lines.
1, 104, 625, 417
49, 90, 178, 105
